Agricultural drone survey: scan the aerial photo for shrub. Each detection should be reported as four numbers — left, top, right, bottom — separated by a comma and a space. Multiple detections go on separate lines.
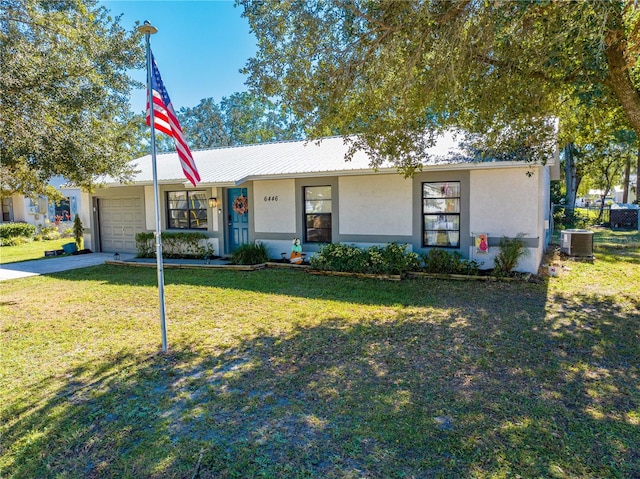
369, 243, 421, 275
73, 215, 83, 250
231, 242, 269, 265
310, 243, 420, 275
0, 236, 24, 247
553, 207, 591, 230
421, 249, 479, 275
40, 226, 61, 241
310, 243, 369, 273
422, 249, 454, 273
0, 222, 36, 239
494, 234, 529, 276
135, 232, 212, 259
136, 232, 155, 257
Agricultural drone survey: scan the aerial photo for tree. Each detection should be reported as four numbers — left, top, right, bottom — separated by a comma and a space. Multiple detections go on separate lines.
240, 1, 640, 175
0, 0, 144, 197
179, 98, 231, 150
73, 214, 83, 250
220, 92, 302, 145
562, 143, 583, 215
178, 92, 303, 150
556, 88, 638, 212
581, 139, 633, 221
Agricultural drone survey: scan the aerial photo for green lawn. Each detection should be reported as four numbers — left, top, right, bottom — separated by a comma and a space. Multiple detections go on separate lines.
1, 235, 638, 478
0, 238, 74, 264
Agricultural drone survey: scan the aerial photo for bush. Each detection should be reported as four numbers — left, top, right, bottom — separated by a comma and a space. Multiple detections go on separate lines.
0, 236, 27, 247
39, 225, 61, 241
553, 207, 591, 230
311, 243, 369, 273
0, 222, 36, 239
135, 232, 213, 259
73, 215, 83, 249
231, 242, 269, 265
368, 243, 421, 275
136, 232, 155, 257
421, 249, 479, 275
494, 234, 529, 276
310, 243, 420, 275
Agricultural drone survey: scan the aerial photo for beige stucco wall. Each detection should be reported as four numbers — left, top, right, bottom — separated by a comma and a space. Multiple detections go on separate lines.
11, 195, 28, 223
253, 179, 296, 234
469, 165, 544, 272
143, 186, 155, 231
470, 167, 540, 236
339, 174, 413, 235
79, 191, 92, 248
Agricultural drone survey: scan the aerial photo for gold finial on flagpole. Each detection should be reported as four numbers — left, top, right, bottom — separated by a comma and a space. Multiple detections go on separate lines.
137, 20, 158, 35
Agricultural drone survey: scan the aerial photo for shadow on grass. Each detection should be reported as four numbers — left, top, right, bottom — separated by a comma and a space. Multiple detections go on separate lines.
3, 281, 638, 478
593, 246, 640, 264
48, 264, 548, 309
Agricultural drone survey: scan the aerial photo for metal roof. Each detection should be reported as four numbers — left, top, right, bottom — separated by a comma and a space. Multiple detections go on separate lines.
102, 131, 540, 187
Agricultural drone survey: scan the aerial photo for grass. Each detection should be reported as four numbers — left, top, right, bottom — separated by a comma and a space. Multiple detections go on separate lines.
0, 238, 74, 264
1, 231, 638, 478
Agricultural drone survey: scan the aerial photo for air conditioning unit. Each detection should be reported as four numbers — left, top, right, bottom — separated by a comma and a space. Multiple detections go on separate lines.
560, 229, 594, 257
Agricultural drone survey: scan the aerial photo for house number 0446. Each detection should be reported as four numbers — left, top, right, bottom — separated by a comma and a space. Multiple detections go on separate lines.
264, 196, 278, 202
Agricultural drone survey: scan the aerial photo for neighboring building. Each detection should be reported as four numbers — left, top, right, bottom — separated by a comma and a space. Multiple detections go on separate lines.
82, 132, 559, 274
586, 187, 637, 206
1, 176, 83, 231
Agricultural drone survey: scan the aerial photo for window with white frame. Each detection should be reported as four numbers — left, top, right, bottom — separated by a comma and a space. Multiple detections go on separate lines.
166, 191, 208, 230
422, 181, 460, 248
304, 186, 332, 243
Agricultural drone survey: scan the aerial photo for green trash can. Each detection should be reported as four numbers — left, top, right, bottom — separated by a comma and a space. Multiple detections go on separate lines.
62, 242, 78, 254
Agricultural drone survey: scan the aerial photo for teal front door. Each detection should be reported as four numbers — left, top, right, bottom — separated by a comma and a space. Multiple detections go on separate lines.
228, 188, 249, 252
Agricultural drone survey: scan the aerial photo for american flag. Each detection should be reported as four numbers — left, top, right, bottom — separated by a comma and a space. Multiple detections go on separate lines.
146, 51, 200, 187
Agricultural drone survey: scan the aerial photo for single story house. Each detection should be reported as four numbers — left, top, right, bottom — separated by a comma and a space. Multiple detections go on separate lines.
79, 132, 559, 273
1, 176, 83, 231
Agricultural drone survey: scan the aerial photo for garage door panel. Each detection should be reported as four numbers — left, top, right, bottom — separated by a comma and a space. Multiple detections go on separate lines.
99, 197, 144, 253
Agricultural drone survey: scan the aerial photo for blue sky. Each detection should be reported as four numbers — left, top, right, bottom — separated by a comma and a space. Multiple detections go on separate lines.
99, 0, 258, 114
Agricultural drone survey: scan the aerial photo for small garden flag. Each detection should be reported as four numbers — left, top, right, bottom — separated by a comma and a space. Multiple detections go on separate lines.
476, 234, 489, 254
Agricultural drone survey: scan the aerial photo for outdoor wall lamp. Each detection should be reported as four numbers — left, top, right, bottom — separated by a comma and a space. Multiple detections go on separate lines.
208, 197, 218, 208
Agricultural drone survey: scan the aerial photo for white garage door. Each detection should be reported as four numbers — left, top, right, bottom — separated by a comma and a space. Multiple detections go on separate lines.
98, 197, 144, 253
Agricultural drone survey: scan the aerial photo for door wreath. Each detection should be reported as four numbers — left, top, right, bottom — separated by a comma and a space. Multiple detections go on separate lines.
233, 195, 248, 215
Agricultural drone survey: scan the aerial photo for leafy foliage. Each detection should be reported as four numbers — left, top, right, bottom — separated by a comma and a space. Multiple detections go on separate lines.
230, 242, 269, 265
0, 0, 144, 196
494, 234, 530, 276
240, 1, 640, 174
38, 226, 62, 241
177, 92, 303, 151
135, 232, 213, 259
0, 222, 36, 239
421, 249, 479, 275
553, 207, 592, 231
73, 215, 83, 250
310, 243, 367, 273
310, 243, 420, 275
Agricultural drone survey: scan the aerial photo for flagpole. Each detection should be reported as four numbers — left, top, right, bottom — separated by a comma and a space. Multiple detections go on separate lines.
138, 20, 168, 353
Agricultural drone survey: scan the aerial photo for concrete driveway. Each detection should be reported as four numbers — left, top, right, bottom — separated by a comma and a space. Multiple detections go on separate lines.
0, 253, 136, 281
